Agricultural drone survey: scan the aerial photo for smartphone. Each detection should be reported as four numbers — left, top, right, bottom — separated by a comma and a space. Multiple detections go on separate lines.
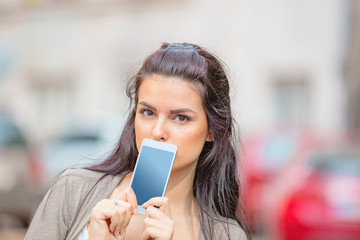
130, 138, 177, 214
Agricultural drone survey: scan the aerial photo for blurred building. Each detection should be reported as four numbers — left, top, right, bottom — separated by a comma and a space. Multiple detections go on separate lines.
0, 0, 354, 143
344, 0, 360, 131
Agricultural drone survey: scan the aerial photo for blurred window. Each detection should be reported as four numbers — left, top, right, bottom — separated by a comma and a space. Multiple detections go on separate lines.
309, 152, 360, 176
60, 134, 99, 142
263, 133, 297, 170
272, 76, 309, 126
0, 117, 26, 146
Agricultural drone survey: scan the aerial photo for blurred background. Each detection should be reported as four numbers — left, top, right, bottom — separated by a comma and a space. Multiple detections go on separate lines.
0, 0, 359, 239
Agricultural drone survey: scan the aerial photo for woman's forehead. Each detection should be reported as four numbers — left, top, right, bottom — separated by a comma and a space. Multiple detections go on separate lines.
137, 75, 205, 110
140, 74, 202, 96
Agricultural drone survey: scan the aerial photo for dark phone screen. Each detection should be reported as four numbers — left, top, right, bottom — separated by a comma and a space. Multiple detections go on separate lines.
131, 146, 175, 205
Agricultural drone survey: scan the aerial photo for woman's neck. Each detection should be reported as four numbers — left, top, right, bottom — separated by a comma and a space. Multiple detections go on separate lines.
166, 164, 200, 240
165, 163, 198, 215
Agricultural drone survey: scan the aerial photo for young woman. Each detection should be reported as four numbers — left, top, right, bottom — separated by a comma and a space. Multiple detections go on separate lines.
25, 43, 250, 240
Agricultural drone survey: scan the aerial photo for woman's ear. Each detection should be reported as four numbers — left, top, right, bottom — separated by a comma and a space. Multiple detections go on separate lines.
206, 130, 214, 142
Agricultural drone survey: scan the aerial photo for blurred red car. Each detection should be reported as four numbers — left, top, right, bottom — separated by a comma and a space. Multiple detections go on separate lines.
241, 127, 315, 230
262, 137, 360, 240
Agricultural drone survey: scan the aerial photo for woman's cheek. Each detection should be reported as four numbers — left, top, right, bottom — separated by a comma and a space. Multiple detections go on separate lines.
134, 119, 149, 149
174, 133, 207, 162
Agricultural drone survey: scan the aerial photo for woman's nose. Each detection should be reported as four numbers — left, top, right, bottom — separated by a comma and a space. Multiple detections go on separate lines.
151, 118, 168, 142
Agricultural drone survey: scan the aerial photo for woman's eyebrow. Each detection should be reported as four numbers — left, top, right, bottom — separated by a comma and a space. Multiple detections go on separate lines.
170, 108, 196, 114
138, 101, 156, 110
139, 101, 196, 114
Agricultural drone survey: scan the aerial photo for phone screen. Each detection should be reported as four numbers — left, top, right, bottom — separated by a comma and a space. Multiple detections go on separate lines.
131, 145, 176, 209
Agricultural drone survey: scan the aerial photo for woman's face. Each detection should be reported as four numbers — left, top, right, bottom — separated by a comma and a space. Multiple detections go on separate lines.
134, 74, 213, 173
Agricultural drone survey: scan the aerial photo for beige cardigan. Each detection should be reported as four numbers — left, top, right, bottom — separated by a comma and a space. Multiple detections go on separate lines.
25, 169, 247, 240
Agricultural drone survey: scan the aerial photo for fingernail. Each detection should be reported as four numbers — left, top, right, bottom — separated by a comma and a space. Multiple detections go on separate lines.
120, 228, 125, 236
115, 230, 120, 237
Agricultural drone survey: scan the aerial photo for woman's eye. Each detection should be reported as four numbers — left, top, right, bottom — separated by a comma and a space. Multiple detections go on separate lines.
141, 109, 154, 117
175, 115, 190, 122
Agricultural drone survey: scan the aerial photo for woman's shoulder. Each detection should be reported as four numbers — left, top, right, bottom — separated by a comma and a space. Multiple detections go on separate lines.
58, 168, 122, 182
26, 169, 124, 239
52, 168, 124, 195
212, 216, 248, 240
59, 168, 108, 180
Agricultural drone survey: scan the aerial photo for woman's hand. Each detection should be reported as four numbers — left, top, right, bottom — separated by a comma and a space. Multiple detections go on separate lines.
88, 187, 137, 240
142, 197, 174, 240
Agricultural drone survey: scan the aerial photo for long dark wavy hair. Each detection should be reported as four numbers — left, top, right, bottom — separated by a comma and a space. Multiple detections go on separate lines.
87, 42, 250, 239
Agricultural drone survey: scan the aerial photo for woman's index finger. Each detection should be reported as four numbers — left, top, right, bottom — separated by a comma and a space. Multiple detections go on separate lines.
118, 187, 138, 212
142, 197, 171, 216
